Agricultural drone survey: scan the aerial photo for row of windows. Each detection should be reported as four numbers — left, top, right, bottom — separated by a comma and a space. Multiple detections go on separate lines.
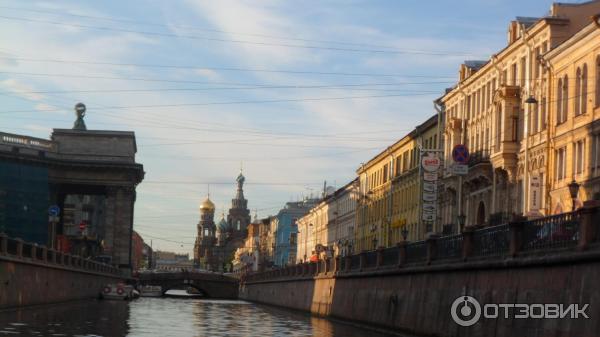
555, 137, 597, 181
557, 57, 600, 124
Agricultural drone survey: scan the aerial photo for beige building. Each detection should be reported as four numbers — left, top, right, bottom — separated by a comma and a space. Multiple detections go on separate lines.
545, 19, 600, 211
355, 115, 439, 251
439, 2, 600, 229
296, 180, 358, 262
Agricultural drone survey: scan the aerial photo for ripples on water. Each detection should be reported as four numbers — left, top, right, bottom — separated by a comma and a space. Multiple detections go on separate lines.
0, 296, 402, 337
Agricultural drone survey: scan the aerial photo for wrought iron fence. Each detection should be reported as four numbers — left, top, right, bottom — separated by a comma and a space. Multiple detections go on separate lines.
405, 241, 427, 263
350, 255, 361, 270
468, 149, 490, 167
520, 211, 580, 252
472, 224, 509, 257
365, 251, 378, 268
381, 247, 398, 266
437, 234, 463, 260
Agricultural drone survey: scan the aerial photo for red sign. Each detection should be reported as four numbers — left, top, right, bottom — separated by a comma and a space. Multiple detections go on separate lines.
79, 221, 87, 231
452, 144, 470, 164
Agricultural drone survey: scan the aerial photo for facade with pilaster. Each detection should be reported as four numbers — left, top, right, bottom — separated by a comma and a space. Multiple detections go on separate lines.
439, 2, 600, 229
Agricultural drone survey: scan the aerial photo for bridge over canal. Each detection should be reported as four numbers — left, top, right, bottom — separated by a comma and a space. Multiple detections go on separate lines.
138, 271, 239, 299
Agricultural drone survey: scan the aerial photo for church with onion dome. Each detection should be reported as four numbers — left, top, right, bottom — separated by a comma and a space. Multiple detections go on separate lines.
193, 170, 252, 271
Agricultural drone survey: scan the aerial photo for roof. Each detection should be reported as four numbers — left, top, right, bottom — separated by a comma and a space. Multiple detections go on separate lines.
357, 114, 438, 173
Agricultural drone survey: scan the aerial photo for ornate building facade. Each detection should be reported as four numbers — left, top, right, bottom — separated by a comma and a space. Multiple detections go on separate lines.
439, 2, 600, 229
193, 196, 217, 269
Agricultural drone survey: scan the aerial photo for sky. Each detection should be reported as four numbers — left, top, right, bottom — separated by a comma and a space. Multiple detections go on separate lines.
0, 0, 574, 254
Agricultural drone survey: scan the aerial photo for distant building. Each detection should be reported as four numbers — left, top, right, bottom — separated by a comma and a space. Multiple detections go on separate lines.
131, 231, 145, 271
272, 198, 320, 266
296, 181, 358, 263
154, 251, 193, 271
193, 170, 252, 271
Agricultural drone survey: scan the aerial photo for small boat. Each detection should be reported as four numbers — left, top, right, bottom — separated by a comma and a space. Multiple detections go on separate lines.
139, 285, 162, 297
100, 283, 135, 300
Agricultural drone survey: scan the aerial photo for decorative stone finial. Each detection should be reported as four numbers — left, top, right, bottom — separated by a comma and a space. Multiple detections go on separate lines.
73, 102, 87, 130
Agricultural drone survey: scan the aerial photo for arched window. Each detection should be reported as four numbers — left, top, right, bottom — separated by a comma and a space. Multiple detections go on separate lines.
556, 78, 563, 124
575, 67, 582, 115
562, 75, 569, 119
581, 64, 587, 114
596, 56, 600, 107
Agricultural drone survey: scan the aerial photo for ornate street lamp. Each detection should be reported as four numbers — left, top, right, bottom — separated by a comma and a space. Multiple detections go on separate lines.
457, 214, 466, 231
524, 95, 538, 105
568, 180, 580, 212
401, 228, 409, 241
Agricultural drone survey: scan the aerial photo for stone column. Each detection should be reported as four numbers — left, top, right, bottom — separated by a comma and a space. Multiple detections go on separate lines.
426, 234, 440, 264
105, 186, 135, 269
15, 239, 23, 258
509, 221, 524, 257
397, 241, 407, 267
334, 256, 341, 273
376, 247, 384, 268
578, 203, 600, 251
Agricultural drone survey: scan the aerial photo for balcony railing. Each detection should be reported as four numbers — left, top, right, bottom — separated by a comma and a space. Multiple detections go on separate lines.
241, 205, 599, 283
468, 149, 490, 167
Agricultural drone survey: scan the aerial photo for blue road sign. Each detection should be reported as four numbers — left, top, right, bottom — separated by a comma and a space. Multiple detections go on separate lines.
48, 205, 60, 216
452, 144, 470, 164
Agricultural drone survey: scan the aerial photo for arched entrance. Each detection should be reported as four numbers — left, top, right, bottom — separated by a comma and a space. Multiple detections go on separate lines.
476, 201, 486, 226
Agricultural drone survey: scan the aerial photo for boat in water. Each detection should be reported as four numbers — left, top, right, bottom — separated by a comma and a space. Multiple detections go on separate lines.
139, 285, 163, 297
100, 283, 136, 300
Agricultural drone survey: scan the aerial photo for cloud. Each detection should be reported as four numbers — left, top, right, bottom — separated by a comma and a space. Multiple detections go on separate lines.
1, 78, 44, 101
195, 68, 221, 81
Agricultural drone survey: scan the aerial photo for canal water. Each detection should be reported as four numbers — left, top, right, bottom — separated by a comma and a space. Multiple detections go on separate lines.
0, 296, 405, 337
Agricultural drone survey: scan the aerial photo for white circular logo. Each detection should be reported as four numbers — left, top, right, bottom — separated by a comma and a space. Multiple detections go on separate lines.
451, 296, 481, 327
421, 154, 441, 172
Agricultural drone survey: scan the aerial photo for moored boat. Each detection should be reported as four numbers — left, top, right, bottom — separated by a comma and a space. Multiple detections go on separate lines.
139, 285, 162, 297
100, 283, 135, 300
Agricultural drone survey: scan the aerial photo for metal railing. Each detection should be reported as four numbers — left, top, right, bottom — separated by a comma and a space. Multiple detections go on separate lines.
0, 234, 120, 275
468, 149, 490, 167
437, 234, 463, 260
472, 224, 509, 257
520, 211, 580, 252
242, 206, 597, 282
405, 241, 427, 263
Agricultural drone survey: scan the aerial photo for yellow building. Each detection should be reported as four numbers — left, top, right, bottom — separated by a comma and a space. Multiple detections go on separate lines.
355, 115, 439, 251
439, 2, 600, 228
546, 19, 600, 212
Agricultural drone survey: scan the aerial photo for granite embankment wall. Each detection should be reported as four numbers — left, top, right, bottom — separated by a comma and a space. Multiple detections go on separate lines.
240, 207, 600, 337
0, 235, 124, 309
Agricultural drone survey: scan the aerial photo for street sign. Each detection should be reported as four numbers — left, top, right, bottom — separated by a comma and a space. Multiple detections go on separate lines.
423, 182, 437, 193
423, 192, 437, 202
421, 153, 441, 172
422, 202, 437, 213
530, 175, 541, 211
449, 164, 468, 175
48, 205, 60, 217
452, 144, 470, 164
423, 172, 438, 181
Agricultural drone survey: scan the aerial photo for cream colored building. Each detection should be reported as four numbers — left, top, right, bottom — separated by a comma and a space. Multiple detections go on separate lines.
545, 19, 600, 212
355, 115, 439, 251
296, 180, 358, 262
439, 1, 600, 229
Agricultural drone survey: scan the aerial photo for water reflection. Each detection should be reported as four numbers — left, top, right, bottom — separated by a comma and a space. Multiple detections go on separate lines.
0, 298, 402, 336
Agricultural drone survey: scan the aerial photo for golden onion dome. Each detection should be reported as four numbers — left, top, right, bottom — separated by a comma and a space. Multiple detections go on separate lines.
199, 197, 215, 211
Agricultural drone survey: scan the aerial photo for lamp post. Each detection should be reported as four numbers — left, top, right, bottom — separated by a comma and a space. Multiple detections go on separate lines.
457, 214, 466, 232
568, 180, 580, 212
401, 227, 409, 242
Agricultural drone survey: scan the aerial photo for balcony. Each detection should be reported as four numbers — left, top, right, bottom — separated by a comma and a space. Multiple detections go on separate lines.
468, 149, 490, 167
